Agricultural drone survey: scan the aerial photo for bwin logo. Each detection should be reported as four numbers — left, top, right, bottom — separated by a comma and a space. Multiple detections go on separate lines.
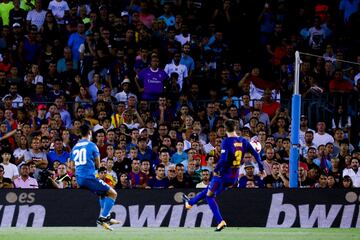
109, 192, 213, 227
266, 192, 360, 228
0, 192, 46, 227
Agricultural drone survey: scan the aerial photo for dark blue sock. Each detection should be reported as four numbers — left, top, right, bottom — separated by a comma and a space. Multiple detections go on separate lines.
189, 189, 207, 205
99, 197, 105, 212
206, 196, 223, 224
101, 197, 115, 218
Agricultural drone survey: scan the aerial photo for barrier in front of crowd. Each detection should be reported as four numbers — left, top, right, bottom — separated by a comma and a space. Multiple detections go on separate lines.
0, 189, 359, 228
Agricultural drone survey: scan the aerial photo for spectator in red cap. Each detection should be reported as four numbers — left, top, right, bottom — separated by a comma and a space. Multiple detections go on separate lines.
298, 164, 315, 188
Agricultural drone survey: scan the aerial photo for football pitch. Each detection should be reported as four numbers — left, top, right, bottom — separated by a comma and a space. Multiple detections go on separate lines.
0, 227, 359, 240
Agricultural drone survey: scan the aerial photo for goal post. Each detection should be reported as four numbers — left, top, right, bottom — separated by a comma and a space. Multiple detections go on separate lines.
289, 51, 302, 188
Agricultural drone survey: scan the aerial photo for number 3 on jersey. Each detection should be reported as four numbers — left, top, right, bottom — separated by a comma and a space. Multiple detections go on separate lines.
233, 150, 242, 167
73, 148, 87, 166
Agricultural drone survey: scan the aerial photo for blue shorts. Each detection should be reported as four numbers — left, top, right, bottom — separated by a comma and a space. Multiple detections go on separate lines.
77, 176, 110, 196
208, 176, 237, 197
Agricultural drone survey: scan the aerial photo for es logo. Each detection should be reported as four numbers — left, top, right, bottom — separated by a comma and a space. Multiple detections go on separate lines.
0, 192, 45, 227
6, 192, 35, 204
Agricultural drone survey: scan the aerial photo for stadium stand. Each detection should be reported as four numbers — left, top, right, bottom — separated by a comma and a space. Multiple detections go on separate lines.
0, 0, 360, 189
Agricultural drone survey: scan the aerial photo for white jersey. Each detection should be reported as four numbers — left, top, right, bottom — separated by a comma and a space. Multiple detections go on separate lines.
26, 9, 47, 30
313, 132, 334, 147
0, 163, 19, 179
48, 0, 69, 24
164, 61, 188, 91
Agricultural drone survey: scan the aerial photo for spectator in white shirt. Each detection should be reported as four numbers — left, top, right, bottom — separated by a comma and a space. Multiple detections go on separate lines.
26, 0, 47, 31
313, 121, 334, 147
343, 158, 360, 188
47, 0, 69, 25
299, 115, 315, 143
115, 78, 137, 106
175, 24, 190, 45
196, 169, 210, 188
0, 151, 19, 180
164, 52, 188, 91
2, 83, 23, 108
203, 131, 217, 154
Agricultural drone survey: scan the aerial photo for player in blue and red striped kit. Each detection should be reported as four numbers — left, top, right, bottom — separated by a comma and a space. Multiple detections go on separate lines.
183, 119, 264, 231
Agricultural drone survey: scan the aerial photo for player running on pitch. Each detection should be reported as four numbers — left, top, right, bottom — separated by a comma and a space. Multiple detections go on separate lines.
183, 119, 264, 231
70, 125, 120, 231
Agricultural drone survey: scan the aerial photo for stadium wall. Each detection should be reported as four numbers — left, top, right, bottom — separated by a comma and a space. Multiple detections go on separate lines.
0, 189, 359, 228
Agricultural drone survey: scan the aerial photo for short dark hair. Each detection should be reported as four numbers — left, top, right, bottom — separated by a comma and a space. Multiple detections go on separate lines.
20, 163, 30, 169
41, 136, 49, 141
156, 164, 165, 170
107, 129, 115, 134
325, 142, 334, 147
163, 135, 171, 140
334, 128, 343, 133
141, 159, 150, 164
131, 128, 139, 134
80, 124, 91, 137
308, 147, 316, 152
339, 139, 349, 146
95, 129, 106, 136
175, 163, 184, 168
160, 149, 169, 154
224, 119, 236, 132
319, 171, 328, 177
132, 158, 140, 163
76, 106, 85, 111
283, 138, 290, 143
130, 146, 138, 151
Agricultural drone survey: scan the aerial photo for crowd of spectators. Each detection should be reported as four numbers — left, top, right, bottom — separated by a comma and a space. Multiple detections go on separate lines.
1, 0, 360, 190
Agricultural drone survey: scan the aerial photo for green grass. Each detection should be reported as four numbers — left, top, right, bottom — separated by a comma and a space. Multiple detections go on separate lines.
0, 227, 359, 240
